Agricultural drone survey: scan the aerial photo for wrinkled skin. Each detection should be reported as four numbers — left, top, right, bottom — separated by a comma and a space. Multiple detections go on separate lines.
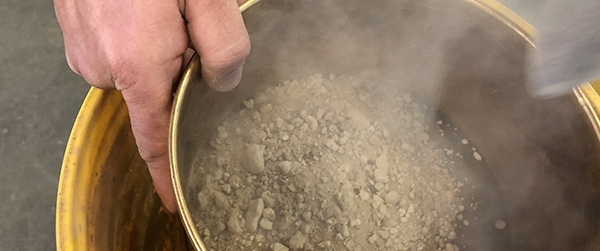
54, 0, 251, 213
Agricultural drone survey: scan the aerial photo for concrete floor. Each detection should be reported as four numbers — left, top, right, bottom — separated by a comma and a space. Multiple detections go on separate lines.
0, 0, 540, 250
0, 0, 89, 250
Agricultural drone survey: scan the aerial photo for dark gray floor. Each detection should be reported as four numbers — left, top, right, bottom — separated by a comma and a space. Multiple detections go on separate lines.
0, 0, 89, 250
0, 0, 542, 250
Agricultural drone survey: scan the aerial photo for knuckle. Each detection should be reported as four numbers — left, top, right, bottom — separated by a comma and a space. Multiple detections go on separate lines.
203, 38, 251, 70
63, 44, 117, 89
107, 55, 140, 91
64, 49, 80, 75
137, 145, 169, 168
128, 117, 170, 170
77, 63, 115, 89
62, 38, 85, 76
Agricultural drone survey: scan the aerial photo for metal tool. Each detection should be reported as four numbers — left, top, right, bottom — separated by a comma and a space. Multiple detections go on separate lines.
528, 0, 600, 98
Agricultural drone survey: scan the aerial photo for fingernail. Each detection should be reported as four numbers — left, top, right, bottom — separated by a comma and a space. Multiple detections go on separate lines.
212, 64, 244, 92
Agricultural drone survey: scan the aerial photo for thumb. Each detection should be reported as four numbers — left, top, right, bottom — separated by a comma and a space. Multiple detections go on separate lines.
185, 0, 251, 92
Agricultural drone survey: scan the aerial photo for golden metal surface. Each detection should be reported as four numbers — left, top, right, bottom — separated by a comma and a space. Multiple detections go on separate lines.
56, 88, 188, 250
171, 53, 203, 251
169, 2, 261, 250
577, 81, 600, 144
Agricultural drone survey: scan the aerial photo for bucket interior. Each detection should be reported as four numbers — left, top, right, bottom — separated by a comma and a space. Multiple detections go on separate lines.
173, 0, 600, 250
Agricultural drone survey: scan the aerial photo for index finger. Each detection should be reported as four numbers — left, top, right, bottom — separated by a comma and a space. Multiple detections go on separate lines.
120, 61, 181, 214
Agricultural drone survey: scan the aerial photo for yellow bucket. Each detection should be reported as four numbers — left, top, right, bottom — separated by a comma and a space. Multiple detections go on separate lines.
56, 0, 600, 250
55, 89, 189, 250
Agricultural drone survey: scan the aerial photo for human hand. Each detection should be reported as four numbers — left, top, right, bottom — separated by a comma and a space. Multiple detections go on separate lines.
54, 0, 251, 213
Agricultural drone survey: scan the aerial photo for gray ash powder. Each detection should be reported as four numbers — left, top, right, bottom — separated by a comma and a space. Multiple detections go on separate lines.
189, 74, 489, 251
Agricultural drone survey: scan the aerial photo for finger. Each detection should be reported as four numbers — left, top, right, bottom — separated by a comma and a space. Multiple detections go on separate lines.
63, 41, 80, 76
185, 0, 251, 92
119, 58, 183, 214
59, 24, 115, 89
54, 0, 80, 75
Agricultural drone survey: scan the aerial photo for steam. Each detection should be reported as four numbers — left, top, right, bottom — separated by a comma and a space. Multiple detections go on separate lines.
191, 0, 600, 250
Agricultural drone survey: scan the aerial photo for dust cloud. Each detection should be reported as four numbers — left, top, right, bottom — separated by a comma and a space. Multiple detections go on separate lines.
183, 0, 600, 250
